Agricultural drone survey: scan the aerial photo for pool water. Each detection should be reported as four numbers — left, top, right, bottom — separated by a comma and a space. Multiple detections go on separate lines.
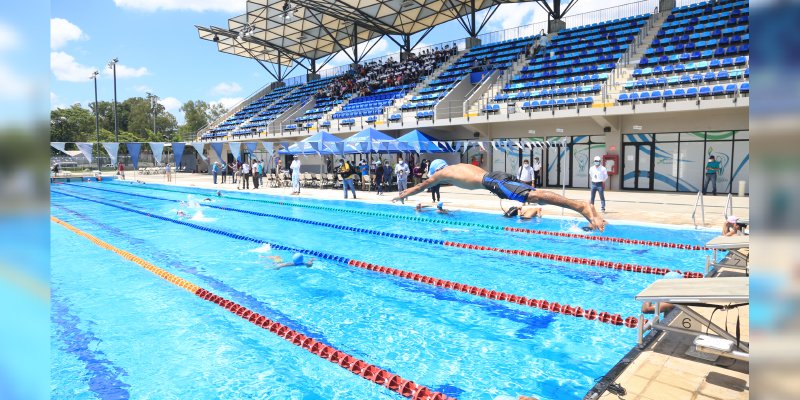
50, 181, 717, 399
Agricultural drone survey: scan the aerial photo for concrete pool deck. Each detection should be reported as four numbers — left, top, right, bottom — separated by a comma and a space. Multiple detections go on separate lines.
114, 172, 750, 400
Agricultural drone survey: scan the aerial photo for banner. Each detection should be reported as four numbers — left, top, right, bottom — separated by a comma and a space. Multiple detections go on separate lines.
76, 142, 95, 163
172, 142, 186, 167
228, 142, 242, 162
148, 142, 165, 165
101, 142, 120, 166
126, 143, 143, 169
190, 142, 207, 161
245, 142, 258, 156
50, 142, 67, 154
261, 142, 274, 157
210, 142, 224, 161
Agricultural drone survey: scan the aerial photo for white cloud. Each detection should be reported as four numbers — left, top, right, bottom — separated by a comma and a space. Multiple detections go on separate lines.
211, 82, 242, 95
50, 18, 88, 49
0, 21, 21, 52
50, 51, 97, 82
159, 96, 182, 115
104, 63, 148, 78
134, 85, 153, 93
485, 3, 538, 32
211, 97, 244, 110
0, 63, 28, 99
113, 0, 245, 13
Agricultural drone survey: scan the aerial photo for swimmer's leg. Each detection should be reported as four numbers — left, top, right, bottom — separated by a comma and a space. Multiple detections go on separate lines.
525, 190, 605, 231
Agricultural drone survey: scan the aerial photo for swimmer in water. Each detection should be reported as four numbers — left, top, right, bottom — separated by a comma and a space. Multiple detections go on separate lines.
177, 210, 187, 218
203, 198, 212, 202
415, 202, 450, 214
217, 190, 222, 197
503, 205, 543, 219
268, 253, 315, 270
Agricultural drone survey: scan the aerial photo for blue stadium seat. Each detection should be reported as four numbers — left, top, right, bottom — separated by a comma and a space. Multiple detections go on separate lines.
663, 89, 674, 99
320, 121, 331, 127
711, 85, 725, 96
698, 86, 711, 97
725, 84, 737, 95
739, 82, 749, 93
388, 113, 402, 122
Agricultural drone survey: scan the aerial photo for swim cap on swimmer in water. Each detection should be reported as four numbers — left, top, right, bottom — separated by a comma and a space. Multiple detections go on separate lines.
437, 202, 444, 210
428, 159, 448, 176
292, 253, 304, 264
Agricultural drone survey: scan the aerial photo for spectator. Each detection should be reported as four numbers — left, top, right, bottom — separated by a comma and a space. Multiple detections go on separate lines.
165, 163, 171, 183
337, 159, 358, 199
220, 161, 227, 184
533, 157, 542, 187
412, 162, 423, 186
374, 160, 384, 195
242, 160, 251, 189
229, 161, 237, 184
290, 155, 301, 194
703, 155, 720, 195
430, 183, 441, 202
395, 158, 410, 192
358, 160, 369, 176
117, 163, 125, 180
251, 160, 260, 189
258, 159, 265, 187
589, 156, 608, 212
211, 162, 219, 184
235, 164, 243, 189
517, 159, 534, 186
383, 159, 393, 191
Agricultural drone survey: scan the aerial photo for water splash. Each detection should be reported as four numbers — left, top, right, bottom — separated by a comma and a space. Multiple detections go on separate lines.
249, 243, 272, 253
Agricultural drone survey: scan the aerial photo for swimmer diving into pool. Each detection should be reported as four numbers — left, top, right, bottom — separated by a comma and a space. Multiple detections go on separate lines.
392, 159, 605, 231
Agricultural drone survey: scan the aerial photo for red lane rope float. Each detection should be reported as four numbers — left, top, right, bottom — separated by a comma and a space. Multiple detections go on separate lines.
441, 241, 705, 279
54, 191, 640, 329
58, 185, 705, 279
51, 216, 452, 400
504, 227, 708, 251
347, 260, 639, 329
68, 182, 707, 251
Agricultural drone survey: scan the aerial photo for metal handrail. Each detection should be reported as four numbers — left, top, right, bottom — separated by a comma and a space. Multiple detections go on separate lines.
724, 193, 733, 219
691, 191, 705, 228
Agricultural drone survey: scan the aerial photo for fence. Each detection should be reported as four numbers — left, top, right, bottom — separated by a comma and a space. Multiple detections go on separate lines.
676, 0, 708, 8
476, 21, 549, 46
561, 0, 660, 29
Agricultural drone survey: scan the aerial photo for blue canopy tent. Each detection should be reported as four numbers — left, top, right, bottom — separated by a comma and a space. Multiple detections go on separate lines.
397, 129, 449, 153
278, 131, 345, 155
343, 127, 407, 154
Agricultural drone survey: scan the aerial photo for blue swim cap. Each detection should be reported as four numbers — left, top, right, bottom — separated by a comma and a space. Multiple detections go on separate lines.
437, 202, 444, 210
292, 253, 304, 264
428, 159, 448, 176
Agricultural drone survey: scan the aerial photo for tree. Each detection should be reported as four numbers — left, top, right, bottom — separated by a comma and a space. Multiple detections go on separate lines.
207, 102, 227, 122
178, 100, 228, 135
50, 104, 95, 144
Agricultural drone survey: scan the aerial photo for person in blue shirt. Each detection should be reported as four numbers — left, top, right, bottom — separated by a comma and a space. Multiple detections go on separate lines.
358, 160, 369, 176
703, 155, 721, 195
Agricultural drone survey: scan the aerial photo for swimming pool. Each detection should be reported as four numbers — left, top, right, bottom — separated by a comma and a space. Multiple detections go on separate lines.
50, 181, 717, 399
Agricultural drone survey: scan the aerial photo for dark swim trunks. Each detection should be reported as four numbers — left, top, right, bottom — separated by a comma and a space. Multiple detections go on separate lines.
482, 172, 535, 203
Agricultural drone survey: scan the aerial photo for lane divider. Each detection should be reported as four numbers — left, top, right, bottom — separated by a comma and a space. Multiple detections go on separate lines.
84, 182, 708, 251
53, 189, 641, 329
51, 215, 452, 400
60, 184, 704, 278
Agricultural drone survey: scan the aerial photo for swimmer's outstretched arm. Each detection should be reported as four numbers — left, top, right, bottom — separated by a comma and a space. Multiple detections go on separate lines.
392, 176, 439, 202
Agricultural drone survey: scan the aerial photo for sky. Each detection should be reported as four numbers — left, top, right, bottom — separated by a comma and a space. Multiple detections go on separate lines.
43, 0, 643, 124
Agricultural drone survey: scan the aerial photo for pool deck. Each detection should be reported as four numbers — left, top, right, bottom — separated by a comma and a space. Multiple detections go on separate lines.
115, 173, 750, 400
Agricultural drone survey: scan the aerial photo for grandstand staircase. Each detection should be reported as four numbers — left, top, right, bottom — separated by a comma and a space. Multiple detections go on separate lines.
464, 40, 554, 116
604, 10, 671, 103
384, 49, 467, 115
237, 86, 299, 134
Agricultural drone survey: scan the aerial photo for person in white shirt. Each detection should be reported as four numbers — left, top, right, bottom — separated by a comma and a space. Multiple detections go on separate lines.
517, 159, 534, 186
241, 161, 251, 190
394, 158, 410, 192
589, 156, 608, 212
532, 157, 542, 187
290, 155, 302, 195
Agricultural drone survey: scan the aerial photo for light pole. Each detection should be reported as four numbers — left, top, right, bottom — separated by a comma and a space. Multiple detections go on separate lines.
91, 70, 101, 171
108, 58, 119, 142
147, 92, 158, 137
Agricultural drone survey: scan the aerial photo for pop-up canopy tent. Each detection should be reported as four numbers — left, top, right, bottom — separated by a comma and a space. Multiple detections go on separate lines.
397, 129, 449, 153
279, 131, 345, 155
343, 127, 407, 154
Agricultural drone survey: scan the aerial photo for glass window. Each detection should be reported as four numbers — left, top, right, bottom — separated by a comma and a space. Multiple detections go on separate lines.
730, 141, 750, 194
706, 131, 736, 141
656, 133, 680, 142
653, 142, 679, 191
678, 141, 705, 192
681, 132, 706, 141
735, 130, 750, 140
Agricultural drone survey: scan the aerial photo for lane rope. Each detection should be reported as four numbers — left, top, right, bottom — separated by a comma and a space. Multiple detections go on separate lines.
51, 215, 453, 400
61, 184, 704, 279
53, 189, 641, 328
81, 182, 708, 251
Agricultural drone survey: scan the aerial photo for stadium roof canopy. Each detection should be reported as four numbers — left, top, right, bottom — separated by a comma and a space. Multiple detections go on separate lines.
196, 0, 580, 80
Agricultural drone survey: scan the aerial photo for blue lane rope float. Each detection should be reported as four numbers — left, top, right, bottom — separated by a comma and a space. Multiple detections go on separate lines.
52, 189, 642, 328
67, 182, 707, 250
57, 184, 705, 278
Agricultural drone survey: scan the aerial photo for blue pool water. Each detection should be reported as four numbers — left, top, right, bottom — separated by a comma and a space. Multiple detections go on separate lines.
50, 181, 718, 399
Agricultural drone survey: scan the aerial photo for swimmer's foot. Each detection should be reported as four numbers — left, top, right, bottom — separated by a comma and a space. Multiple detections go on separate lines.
583, 203, 606, 232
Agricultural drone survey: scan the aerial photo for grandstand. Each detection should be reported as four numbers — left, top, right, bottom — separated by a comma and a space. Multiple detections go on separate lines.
194, 0, 749, 195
